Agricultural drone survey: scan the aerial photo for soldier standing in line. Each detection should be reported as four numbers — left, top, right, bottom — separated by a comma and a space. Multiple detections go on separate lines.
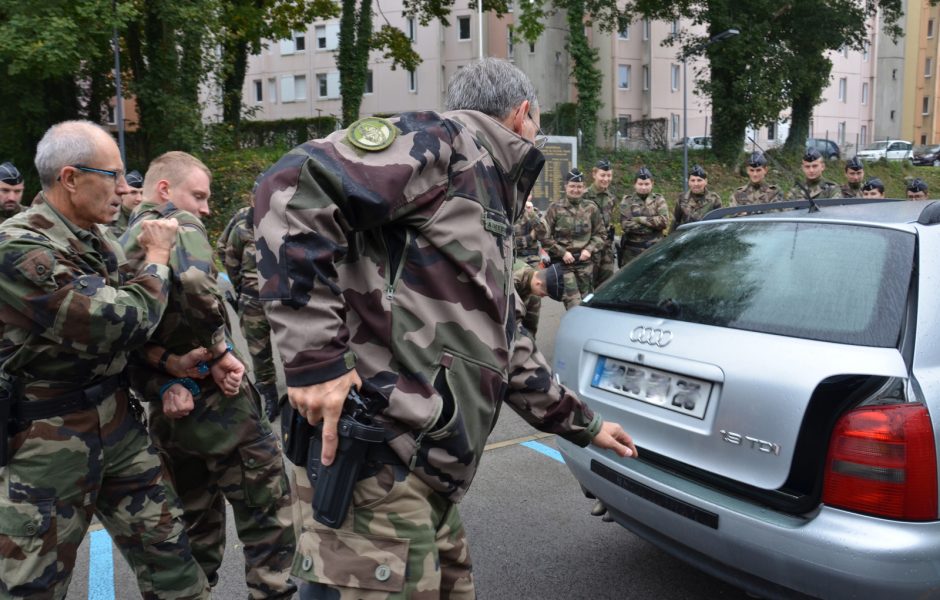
729, 152, 783, 207
108, 169, 144, 238
544, 168, 606, 308
619, 166, 669, 265
672, 164, 722, 232
0, 162, 25, 224
786, 148, 841, 200
907, 178, 929, 200
583, 158, 617, 286
861, 178, 886, 199
513, 196, 550, 334
121, 152, 296, 599
840, 157, 865, 198
0, 121, 209, 599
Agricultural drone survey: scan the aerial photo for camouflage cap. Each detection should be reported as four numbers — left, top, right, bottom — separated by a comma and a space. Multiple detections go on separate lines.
543, 263, 564, 302
635, 166, 653, 181
125, 170, 144, 189
565, 168, 585, 183
0, 162, 23, 185
845, 156, 864, 171
746, 152, 767, 167
861, 177, 884, 192
595, 158, 611, 171
803, 147, 823, 162
689, 164, 707, 179
907, 177, 929, 193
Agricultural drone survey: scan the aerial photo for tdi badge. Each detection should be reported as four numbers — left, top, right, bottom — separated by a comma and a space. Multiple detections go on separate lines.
346, 117, 397, 152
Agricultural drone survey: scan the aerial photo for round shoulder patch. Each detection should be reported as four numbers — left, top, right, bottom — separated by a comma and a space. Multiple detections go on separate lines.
346, 117, 398, 152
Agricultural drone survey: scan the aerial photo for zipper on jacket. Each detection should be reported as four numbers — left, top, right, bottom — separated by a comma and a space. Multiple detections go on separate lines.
409, 429, 427, 470
382, 227, 412, 301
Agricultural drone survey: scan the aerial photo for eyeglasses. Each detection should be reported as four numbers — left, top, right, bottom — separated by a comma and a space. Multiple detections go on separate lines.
527, 112, 548, 149
71, 165, 126, 180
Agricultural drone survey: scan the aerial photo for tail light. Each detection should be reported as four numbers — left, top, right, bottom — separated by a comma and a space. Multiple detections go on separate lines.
823, 403, 937, 521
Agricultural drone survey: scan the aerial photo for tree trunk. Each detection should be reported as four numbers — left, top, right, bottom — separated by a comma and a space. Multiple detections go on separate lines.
566, 0, 601, 163
708, 56, 746, 165
221, 39, 250, 131
338, 0, 373, 127
784, 92, 813, 155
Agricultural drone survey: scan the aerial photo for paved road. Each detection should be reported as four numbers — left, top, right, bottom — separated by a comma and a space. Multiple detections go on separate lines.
66, 298, 751, 599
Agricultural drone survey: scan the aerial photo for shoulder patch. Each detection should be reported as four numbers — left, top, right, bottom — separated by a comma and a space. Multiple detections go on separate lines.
346, 117, 398, 152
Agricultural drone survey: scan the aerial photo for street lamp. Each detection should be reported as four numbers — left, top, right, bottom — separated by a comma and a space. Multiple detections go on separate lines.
682, 28, 739, 193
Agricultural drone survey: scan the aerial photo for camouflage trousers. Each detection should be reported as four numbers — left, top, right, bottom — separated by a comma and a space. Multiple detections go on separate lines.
238, 296, 276, 389
618, 239, 657, 267
561, 261, 595, 310
148, 381, 296, 599
521, 256, 543, 335
0, 390, 208, 600
291, 462, 474, 599
592, 243, 616, 288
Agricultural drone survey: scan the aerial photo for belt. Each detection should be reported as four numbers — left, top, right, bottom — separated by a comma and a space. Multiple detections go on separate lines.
516, 249, 539, 257
13, 373, 125, 421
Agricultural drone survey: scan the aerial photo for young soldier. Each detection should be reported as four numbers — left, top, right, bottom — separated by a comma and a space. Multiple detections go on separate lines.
907, 178, 929, 200
861, 178, 886, 199
840, 157, 865, 198
729, 152, 783, 206
108, 169, 144, 238
0, 161, 25, 223
786, 147, 841, 200
619, 167, 669, 266
583, 158, 617, 286
513, 196, 550, 334
672, 164, 722, 231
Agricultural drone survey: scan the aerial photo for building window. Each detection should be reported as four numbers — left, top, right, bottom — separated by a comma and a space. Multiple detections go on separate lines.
927, 57, 933, 77
861, 81, 869, 104
862, 41, 870, 61
508, 26, 514, 59
253, 79, 262, 103
837, 121, 846, 145
923, 134, 928, 145
618, 64, 631, 89
618, 115, 631, 138
280, 74, 307, 102
671, 20, 679, 35
860, 125, 867, 146
643, 18, 650, 40
407, 17, 416, 42
529, 41, 536, 53
890, 110, 896, 120
267, 78, 277, 103
458, 16, 471, 41
314, 72, 339, 98
107, 105, 115, 124
841, 45, 849, 58
280, 31, 306, 54
767, 122, 776, 141
929, 19, 935, 38
317, 74, 327, 98
671, 113, 680, 139
408, 69, 417, 92
924, 96, 930, 115
642, 65, 650, 90
838, 77, 847, 101
671, 64, 680, 91
364, 70, 373, 94
315, 24, 339, 51
618, 24, 629, 40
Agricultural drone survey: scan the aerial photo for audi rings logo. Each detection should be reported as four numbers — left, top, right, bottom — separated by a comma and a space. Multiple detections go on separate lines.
630, 326, 673, 347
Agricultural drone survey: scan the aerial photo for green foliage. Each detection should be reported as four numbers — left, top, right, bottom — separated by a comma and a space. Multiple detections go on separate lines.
541, 103, 578, 136
565, 0, 601, 164
206, 116, 340, 151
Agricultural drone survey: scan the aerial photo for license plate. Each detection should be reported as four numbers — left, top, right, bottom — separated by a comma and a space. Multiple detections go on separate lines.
591, 356, 711, 419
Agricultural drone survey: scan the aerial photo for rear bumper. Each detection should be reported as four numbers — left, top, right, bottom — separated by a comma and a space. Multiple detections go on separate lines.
559, 440, 940, 600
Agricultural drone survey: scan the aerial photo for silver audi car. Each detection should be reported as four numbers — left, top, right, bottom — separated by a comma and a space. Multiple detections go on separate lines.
555, 198, 940, 599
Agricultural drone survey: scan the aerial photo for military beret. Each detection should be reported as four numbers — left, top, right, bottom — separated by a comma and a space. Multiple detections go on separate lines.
861, 177, 884, 192
803, 148, 823, 162
565, 168, 584, 183
907, 178, 929, 193
0, 162, 23, 185
125, 170, 144, 189
635, 166, 653, 181
595, 159, 611, 171
543, 263, 564, 302
746, 152, 767, 167
689, 164, 707, 179
845, 156, 864, 171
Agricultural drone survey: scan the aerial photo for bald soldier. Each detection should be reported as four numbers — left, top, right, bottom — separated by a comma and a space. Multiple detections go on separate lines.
786, 148, 841, 200
729, 152, 783, 207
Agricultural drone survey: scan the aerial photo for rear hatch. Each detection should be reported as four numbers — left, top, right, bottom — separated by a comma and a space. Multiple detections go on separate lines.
557, 220, 916, 506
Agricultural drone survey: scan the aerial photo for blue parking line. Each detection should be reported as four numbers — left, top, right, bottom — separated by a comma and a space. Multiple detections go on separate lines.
521, 440, 565, 463
88, 529, 114, 600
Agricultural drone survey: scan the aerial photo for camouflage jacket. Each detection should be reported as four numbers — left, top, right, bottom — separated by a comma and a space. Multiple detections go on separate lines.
583, 185, 617, 233
620, 193, 669, 246
254, 110, 600, 502
729, 182, 783, 207
108, 204, 133, 239
840, 182, 862, 199
673, 190, 722, 230
0, 203, 23, 225
0, 198, 170, 399
216, 205, 259, 297
786, 179, 842, 200
543, 196, 606, 260
513, 207, 546, 258
512, 258, 536, 306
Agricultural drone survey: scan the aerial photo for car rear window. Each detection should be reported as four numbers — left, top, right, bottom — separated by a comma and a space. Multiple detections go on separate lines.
591, 222, 915, 347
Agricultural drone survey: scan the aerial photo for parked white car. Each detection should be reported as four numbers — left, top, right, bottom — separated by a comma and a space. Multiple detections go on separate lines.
856, 139, 914, 161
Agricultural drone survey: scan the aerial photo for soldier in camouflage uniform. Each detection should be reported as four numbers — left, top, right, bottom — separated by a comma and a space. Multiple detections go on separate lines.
513, 261, 564, 332
513, 197, 549, 334
907, 178, 929, 200
619, 167, 669, 265
0, 121, 209, 599
729, 152, 783, 207
254, 58, 637, 600
840, 157, 864, 198
544, 168, 606, 309
0, 162, 25, 224
672, 165, 723, 232
861, 178, 885, 199
108, 169, 144, 238
217, 193, 280, 421
786, 148, 841, 200
583, 158, 617, 286
120, 152, 296, 599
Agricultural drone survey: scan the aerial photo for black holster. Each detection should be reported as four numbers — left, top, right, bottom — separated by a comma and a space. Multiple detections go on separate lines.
0, 373, 14, 468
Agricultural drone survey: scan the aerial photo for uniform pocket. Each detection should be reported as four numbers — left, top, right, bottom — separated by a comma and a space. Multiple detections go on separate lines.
292, 528, 409, 594
239, 432, 288, 507
0, 495, 55, 589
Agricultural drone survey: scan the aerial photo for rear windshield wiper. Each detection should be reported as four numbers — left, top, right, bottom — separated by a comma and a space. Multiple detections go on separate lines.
586, 298, 681, 317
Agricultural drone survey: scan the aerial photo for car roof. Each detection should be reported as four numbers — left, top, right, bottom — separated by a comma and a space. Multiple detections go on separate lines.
700, 199, 939, 229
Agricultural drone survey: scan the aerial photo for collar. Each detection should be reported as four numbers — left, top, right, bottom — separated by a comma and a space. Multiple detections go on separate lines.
34, 193, 105, 250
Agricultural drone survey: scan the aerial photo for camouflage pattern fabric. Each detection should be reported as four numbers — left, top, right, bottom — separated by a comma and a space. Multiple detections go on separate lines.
108, 203, 134, 239
672, 190, 723, 231
543, 195, 605, 309
583, 185, 617, 286
786, 179, 842, 200
619, 192, 669, 266
122, 201, 296, 599
512, 259, 542, 335
729, 182, 783, 207
0, 199, 208, 599
840, 182, 862, 198
0, 203, 22, 225
512, 209, 548, 335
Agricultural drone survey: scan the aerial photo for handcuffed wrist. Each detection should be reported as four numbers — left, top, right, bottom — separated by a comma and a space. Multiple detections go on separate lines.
160, 377, 200, 399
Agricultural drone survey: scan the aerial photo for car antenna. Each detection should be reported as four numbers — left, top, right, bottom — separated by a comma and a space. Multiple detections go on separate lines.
747, 137, 820, 213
